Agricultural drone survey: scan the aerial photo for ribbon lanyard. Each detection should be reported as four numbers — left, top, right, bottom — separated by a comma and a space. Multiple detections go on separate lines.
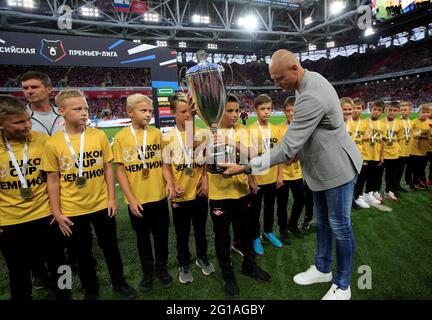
346, 119, 351, 133
402, 118, 411, 140
175, 126, 193, 167
129, 125, 148, 168
63, 128, 85, 177
354, 119, 361, 138
4, 135, 28, 188
258, 123, 271, 152
386, 119, 396, 142
369, 119, 381, 142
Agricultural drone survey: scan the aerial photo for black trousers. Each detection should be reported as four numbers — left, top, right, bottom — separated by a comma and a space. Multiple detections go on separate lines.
209, 195, 256, 279
428, 152, 432, 180
405, 156, 416, 186
395, 156, 409, 187
384, 158, 400, 193
68, 209, 125, 292
303, 181, 314, 223
251, 182, 277, 238
172, 196, 209, 266
276, 179, 305, 230
366, 161, 384, 193
128, 198, 169, 275
412, 155, 428, 184
0, 216, 69, 300
354, 164, 368, 199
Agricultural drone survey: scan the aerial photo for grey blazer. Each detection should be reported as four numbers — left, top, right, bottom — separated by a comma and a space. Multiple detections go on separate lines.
250, 69, 363, 191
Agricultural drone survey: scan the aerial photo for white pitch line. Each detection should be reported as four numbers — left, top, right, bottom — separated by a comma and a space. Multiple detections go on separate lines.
159, 58, 177, 66
128, 43, 157, 55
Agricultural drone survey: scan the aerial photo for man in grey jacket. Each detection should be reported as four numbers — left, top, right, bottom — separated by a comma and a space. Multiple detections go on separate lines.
220, 49, 363, 300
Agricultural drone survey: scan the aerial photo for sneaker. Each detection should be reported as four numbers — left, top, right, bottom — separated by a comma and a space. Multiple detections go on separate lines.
426, 179, 432, 186
354, 196, 370, 209
156, 268, 173, 288
288, 225, 304, 239
365, 192, 380, 205
384, 191, 398, 201
263, 232, 283, 248
280, 229, 291, 245
231, 240, 244, 257
321, 283, 351, 300
32, 276, 50, 290
253, 237, 264, 255
240, 264, 271, 282
419, 180, 429, 188
373, 191, 383, 202
113, 281, 137, 300
178, 265, 193, 284
195, 257, 215, 276
301, 220, 312, 231
223, 277, 240, 297
139, 273, 153, 292
413, 183, 427, 190
293, 265, 332, 285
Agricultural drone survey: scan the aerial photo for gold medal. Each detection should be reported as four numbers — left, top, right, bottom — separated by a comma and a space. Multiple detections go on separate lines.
185, 167, 194, 177
75, 176, 87, 188
142, 167, 150, 178
20, 187, 33, 200
387, 141, 393, 146
370, 141, 375, 146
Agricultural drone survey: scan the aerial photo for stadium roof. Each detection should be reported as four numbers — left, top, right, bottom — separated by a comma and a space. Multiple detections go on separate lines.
0, 0, 431, 55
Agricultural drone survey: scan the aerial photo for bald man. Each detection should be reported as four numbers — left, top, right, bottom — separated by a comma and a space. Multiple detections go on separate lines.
220, 49, 363, 300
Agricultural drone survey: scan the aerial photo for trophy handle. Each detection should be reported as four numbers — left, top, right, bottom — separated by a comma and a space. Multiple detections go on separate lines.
224, 62, 234, 94
178, 65, 189, 94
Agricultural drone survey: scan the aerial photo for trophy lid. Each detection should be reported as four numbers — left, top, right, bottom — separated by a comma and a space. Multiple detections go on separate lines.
185, 50, 224, 77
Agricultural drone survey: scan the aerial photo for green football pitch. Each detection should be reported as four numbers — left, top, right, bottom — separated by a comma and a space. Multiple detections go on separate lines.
0, 114, 431, 300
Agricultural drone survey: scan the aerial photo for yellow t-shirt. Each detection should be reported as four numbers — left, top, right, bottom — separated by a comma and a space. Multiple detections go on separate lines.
397, 118, 413, 157
42, 128, 112, 217
410, 119, 431, 156
345, 119, 366, 156
382, 118, 403, 160
208, 125, 250, 201
249, 122, 281, 185
278, 122, 302, 181
0, 131, 51, 226
113, 126, 166, 205
362, 118, 385, 161
162, 127, 204, 202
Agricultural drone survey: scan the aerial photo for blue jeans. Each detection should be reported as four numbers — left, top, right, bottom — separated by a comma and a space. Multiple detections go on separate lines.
313, 175, 357, 290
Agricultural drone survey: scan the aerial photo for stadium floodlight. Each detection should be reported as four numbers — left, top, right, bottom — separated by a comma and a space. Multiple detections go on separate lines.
192, 15, 210, 24
208, 43, 218, 50
364, 27, 375, 36
8, 0, 34, 8
304, 17, 313, 26
143, 12, 160, 22
308, 44, 316, 51
157, 41, 167, 47
179, 42, 187, 48
80, 6, 100, 17
238, 15, 258, 31
133, 39, 141, 43
326, 41, 335, 48
330, 1, 346, 15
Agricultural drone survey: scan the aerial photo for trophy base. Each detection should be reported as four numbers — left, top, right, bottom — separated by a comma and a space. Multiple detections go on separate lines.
206, 164, 226, 174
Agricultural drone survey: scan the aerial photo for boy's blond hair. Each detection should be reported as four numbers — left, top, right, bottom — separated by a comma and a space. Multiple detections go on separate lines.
169, 92, 187, 113
418, 103, 431, 112
126, 94, 153, 110
55, 89, 86, 109
400, 101, 413, 109
340, 97, 354, 106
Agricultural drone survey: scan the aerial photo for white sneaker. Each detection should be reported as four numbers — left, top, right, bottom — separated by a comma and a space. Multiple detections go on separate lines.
321, 284, 351, 300
373, 191, 383, 202
293, 265, 332, 285
384, 191, 398, 201
365, 192, 380, 205
354, 196, 370, 209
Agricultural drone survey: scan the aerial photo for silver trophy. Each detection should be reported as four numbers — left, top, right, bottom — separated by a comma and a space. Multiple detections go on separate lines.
184, 50, 228, 173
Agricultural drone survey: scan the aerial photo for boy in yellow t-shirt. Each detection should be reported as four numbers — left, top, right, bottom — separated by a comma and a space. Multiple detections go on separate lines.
43, 90, 136, 300
248, 94, 283, 254
362, 100, 386, 205
0, 95, 69, 300
113, 94, 175, 292
276, 96, 305, 244
162, 92, 214, 284
395, 101, 413, 191
382, 101, 404, 201
207, 94, 270, 297
410, 103, 431, 189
